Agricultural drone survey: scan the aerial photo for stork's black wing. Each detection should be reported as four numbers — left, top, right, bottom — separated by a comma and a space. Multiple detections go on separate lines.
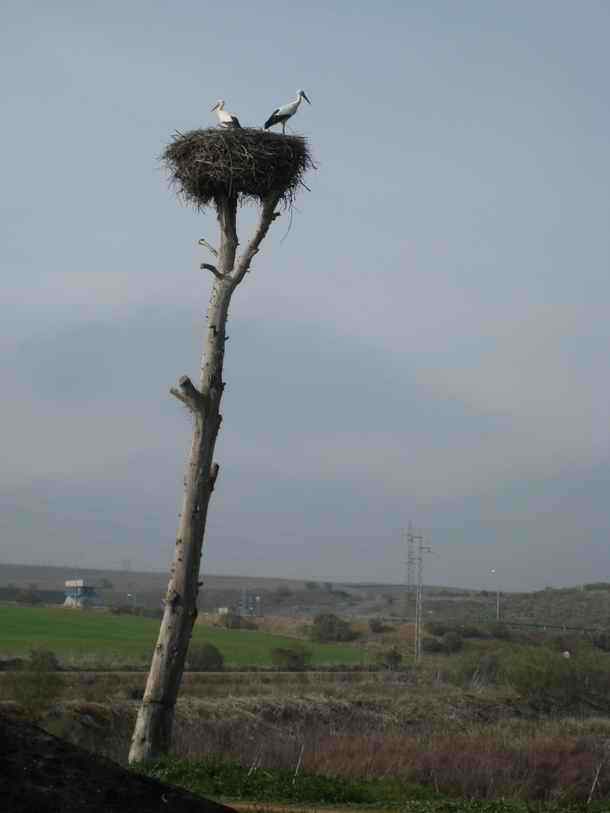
264, 109, 281, 129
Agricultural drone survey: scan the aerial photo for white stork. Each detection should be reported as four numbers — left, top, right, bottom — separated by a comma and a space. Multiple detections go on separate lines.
211, 100, 241, 129
264, 90, 311, 134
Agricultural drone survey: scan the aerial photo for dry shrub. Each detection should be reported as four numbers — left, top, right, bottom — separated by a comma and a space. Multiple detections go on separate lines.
393, 622, 416, 644
43, 671, 147, 704
163, 128, 314, 209
43, 702, 136, 764
253, 615, 310, 639
304, 733, 610, 801
5, 649, 65, 717
304, 734, 419, 778
34, 693, 610, 801
169, 696, 393, 769
271, 645, 312, 671
187, 642, 224, 672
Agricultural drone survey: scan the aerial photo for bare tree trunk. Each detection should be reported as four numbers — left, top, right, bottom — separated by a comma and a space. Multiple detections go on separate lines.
129, 192, 281, 764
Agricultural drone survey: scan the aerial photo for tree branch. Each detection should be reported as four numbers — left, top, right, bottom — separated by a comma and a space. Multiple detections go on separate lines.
200, 263, 225, 280
169, 375, 207, 413
216, 195, 239, 276
197, 238, 218, 257
230, 192, 282, 286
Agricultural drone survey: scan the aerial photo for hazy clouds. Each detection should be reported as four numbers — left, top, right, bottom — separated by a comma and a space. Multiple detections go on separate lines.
2, 1, 610, 590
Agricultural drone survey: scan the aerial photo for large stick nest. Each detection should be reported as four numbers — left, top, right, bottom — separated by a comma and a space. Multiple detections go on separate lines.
163, 128, 314, 209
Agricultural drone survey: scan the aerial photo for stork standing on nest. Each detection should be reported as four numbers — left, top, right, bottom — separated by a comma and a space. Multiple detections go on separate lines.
264, 90, 311, 134
211, 100, 241, 128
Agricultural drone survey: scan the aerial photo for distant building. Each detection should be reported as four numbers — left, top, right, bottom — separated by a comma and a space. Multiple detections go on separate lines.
239, 590, 261, 617
64, 580, 100, 608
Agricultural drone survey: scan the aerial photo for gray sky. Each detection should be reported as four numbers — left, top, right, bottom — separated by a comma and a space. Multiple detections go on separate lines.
2, 0, 610, 591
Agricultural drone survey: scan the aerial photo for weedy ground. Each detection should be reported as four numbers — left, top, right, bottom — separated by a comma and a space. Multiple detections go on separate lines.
3, 609, 610, 807
4, 676, 610, 805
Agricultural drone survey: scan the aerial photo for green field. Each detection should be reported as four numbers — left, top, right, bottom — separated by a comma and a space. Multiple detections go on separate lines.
0, 607, 369, 666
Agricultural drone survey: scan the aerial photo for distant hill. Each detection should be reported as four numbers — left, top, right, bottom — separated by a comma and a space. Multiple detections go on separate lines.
420, 584, 610, 630
1, 563, 608, 628
503, 584, 610, 629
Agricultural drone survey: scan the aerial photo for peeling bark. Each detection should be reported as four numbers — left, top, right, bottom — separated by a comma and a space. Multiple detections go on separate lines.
129, 192, 281, 764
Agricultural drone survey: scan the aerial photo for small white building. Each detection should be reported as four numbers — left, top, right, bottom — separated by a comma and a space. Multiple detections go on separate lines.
64, 579, 99, 609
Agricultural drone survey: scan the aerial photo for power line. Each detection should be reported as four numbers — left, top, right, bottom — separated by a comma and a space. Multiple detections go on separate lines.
414, 530, 431, 663
403, 523, 417, 619
402, 523, 432, 662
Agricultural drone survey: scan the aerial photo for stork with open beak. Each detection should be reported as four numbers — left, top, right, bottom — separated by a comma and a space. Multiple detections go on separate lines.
211, 100, 241, 129
264, 90, 311, 134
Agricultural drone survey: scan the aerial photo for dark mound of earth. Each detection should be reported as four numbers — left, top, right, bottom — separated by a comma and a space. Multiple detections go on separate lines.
0, 713, 235, 813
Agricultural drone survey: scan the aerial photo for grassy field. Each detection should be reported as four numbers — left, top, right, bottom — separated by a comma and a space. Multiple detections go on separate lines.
0, 606, 369, 666
5, 613, 610, 806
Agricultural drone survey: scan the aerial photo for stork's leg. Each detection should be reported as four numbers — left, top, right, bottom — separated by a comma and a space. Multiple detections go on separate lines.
282, 122, 286, 135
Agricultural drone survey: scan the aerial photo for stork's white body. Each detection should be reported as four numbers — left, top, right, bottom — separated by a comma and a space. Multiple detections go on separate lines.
264, 90, 311, 134
211, 100, 241, 128
275, 96, 302, 120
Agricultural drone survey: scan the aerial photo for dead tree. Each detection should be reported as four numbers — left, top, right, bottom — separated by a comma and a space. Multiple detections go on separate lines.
128, 128, 313, 764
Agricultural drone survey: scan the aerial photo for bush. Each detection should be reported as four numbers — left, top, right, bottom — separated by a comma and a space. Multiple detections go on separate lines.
111, 604, 136, 615
310, 613, 358, 643
488, 622, 511, 640
29, 649, 61, 671
592, 630, 610, 652
422, 637, 444, 653
426, 622, 452, 637
15, 588, 42, 605
441, 631, 463, 653
368, 618, 392, 634
427, 622, 487, 639
420, 631, 463, 655
583, 582, 610, 591
270, 644, 312, 671
459, 652, 500, 687
221, 612, 258, 630
0, 657, 26, 671
377, 646, 403, 670
187, 643, 224, 672
477, 653, 500, 683
546, 633, 581, 654
6, 648, 64, 716
500, 646, 610, 711
459, 625, 488, 639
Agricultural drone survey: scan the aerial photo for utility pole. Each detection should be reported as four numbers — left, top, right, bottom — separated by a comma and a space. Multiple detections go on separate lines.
490, 569, 500, 621
414, 530, 431, 663
403, 524, 417, 619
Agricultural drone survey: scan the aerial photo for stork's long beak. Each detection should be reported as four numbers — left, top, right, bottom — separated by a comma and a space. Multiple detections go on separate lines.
210, 102, 218, 111
303, 92, 312, 104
